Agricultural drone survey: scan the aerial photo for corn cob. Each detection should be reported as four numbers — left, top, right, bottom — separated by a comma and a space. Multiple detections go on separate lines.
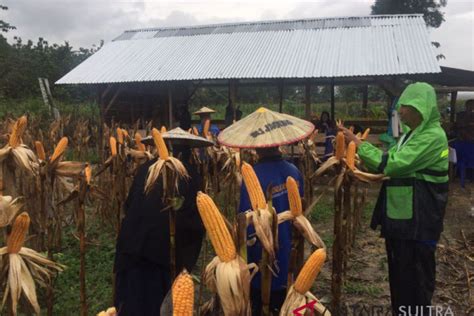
362, 128, 370, 140
172, 270, 194, 316
241, 162, 267, 210
192, 127, 199, 136
203, 119, 210, 137
346, 141, 356, 171
8, 115, 27, 148
116, 128, 124, 145
50, 137, 68, 162
286, 177, 302, 217
121, 129, 129, 138
160, 126, 167, 133
110, 137, 117, 157
196, 192, 236, 262
85, 163, 92, 185
134, 132, 146, 152
152, 128, 169, 160
7, 212, 30, 254
335, 131, 345, 160
355, 132, 362, 139
35, 141, 46, 161
294, 248, 326, 294
349, 126, 354, 133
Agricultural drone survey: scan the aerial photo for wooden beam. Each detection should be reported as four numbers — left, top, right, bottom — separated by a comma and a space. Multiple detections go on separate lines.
168, 86, 173, 127
278, 80, 284, 113
305, 80, 311, 120
330, 80, 335, 120
450, 91, 458, 123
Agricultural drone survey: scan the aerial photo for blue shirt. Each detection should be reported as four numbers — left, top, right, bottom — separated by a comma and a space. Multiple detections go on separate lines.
196, 123, 220, 136
239, 157, 303, 290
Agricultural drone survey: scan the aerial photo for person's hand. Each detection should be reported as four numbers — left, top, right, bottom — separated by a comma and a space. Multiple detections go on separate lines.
338, 125, 362, 146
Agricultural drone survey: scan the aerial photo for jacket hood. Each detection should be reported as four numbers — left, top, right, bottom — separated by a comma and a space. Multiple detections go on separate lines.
396, 82, 440, 131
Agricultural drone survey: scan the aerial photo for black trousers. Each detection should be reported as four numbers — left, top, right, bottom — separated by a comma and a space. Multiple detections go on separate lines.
250, 287, 287, 316
385, 238, 436, 315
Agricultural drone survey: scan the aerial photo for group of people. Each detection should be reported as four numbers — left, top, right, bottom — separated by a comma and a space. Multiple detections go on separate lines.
113, 82, 449, 315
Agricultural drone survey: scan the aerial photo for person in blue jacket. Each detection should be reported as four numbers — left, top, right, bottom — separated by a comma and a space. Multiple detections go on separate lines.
239, 146, 303, 315
194, 106, 220, 136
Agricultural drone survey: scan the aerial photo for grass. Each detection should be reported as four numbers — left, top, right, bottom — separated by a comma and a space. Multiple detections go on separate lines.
344, 281, 383, 297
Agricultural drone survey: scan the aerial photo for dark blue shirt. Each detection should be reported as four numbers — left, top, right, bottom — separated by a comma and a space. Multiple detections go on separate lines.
239, 157, 303, 291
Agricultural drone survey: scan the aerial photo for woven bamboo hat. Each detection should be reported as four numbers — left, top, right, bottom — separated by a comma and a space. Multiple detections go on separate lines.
142, 127, 214, 148
193, 107, 216, 115
217, 107, 314, 148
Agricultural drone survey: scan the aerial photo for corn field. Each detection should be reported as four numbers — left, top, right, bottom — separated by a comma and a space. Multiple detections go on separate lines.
0, 114, 381, 316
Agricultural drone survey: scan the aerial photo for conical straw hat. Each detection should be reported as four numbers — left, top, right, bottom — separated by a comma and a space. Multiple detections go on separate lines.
193, 107, 216, 115
142, 127, 214, 148
218, 107, 314, 148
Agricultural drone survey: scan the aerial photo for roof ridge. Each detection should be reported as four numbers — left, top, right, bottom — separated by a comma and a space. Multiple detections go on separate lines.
124, 14, 423, 33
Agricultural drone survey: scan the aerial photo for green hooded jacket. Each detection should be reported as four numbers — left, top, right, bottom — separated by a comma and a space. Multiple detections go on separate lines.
358, 82, 449, 241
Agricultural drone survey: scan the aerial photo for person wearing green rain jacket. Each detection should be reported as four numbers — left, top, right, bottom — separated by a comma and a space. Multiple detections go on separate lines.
340, 82, 449, 314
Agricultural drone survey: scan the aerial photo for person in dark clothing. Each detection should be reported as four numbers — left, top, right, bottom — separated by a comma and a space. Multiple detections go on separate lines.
239, 147, 304, 315
114, 145, 204, 315
314, 111, 336, 159
340, 83, 448, 314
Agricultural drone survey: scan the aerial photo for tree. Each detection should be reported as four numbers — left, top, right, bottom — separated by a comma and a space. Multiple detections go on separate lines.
371, 0, 447, 28
0, 5, 15, 33
371, 0, 447, 59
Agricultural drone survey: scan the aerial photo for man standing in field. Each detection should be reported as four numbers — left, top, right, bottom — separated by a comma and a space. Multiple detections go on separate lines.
340, 82, 449, 314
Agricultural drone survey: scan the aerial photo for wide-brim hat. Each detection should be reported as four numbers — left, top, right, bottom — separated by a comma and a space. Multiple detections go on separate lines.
141, 127, 214, 148
217, 107, 314, 148
193, 107, 216, 115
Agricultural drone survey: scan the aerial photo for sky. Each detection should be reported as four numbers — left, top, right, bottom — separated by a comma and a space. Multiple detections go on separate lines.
2, 0, 474, 70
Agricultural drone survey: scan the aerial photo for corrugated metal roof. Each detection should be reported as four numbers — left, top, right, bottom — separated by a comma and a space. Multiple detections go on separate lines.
57, 14, 441, 85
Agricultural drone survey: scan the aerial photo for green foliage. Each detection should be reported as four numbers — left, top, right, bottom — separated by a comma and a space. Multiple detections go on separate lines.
0, 5, 15, 33
371, 0, 447, 28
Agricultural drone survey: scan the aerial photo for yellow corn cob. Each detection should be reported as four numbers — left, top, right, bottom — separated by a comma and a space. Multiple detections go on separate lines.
202, 119, 210, 137
121, 129, 129, 138
116, 128, 124, 145
188, 128, 192, 133
241, 162, 267, 210
192, 127, 199, 136
160, 126, 167, 133
355, 132, 362, 139
172, 270, 194, 316
9, 115, 27, 148
134, 132, 146, 152
35, 141, 46, 161
7, 212, 30, 254
294, 248, 327, 294
196, 192, 236, 262
110, 137, 117, 157
286, 177, 302, 217
335, 131, 345, 160
346, 141, 356, 170
50, 137, 68, 162
85, 163, 92, 185
152, 128, 169, 160
361, 128, 370, 140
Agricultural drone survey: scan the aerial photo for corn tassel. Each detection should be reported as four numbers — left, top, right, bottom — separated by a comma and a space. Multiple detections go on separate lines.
34, 141, 46, 161
335, 131, 345, 160
8, 115, 27, 148
196, 192, 236, 262
286, 177, 302, 217
7, 212, 30, 254
172, 270, 194, 316
50, 137, 68, 162
241, 162, 267, 210
152, 128, 169, 160
346, 141, 356, 171
110, 137, 117, 157
294, 248, 326, 294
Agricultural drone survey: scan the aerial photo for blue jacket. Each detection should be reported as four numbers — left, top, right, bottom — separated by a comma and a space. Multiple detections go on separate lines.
196, 123, 220, 136
239, 157, 303, 291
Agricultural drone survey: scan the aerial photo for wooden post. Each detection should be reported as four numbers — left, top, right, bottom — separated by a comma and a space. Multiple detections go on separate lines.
362, 85, 368, 116
305, 80, 311, 120
330, 80, 335, 121
168, 86, 173, 127
450, 91, 458, 124
278, 80, 284, 113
